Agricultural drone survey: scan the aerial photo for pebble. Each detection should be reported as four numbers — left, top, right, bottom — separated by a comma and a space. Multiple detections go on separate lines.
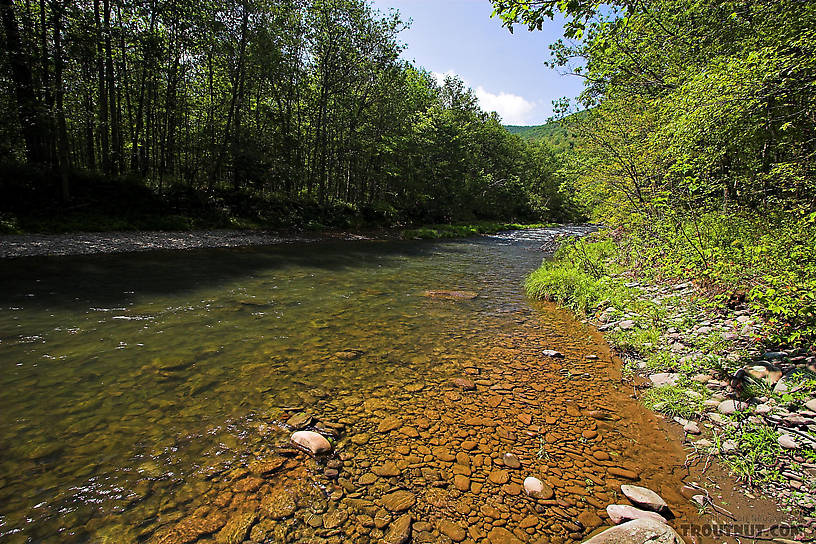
778, 434, 800, 450
502, 453, 521, 469
717, 399, 748, 415
541, 350, 564, 358
522, 476, 554, 499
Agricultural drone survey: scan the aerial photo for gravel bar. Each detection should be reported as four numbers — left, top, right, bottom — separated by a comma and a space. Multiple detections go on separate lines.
0, 230, 380, 258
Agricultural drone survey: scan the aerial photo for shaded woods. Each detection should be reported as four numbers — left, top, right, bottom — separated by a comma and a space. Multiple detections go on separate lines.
0, 0, 576, 230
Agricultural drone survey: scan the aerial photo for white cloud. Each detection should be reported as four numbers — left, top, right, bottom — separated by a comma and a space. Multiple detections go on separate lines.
473, 86, 536, 125
430, 69, 538, 125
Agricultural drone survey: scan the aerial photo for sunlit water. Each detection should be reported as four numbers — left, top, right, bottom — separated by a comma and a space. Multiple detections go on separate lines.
0, 227, 702, 544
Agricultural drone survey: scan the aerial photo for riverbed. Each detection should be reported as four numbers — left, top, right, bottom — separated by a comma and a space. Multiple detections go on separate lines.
0, 227, 710, 543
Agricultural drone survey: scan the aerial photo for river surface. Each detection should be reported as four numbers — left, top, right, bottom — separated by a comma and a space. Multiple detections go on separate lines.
0, 227, 705, 544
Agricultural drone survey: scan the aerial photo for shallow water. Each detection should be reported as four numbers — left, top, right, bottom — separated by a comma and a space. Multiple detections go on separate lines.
0, 227, 705, 543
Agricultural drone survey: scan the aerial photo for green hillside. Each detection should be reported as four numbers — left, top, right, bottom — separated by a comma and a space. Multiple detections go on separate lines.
504, 119, 573, 153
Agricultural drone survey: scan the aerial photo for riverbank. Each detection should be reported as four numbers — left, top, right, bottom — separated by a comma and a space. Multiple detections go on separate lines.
0, 222, 550, 258
526, 232, 816, 540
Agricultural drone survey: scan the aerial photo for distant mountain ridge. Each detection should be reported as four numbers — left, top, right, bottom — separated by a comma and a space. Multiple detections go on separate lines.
504, 120, 571, 153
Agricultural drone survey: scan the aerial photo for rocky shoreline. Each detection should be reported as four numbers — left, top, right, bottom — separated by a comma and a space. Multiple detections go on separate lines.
583, 276, 816, 541
0, 229, 383, 258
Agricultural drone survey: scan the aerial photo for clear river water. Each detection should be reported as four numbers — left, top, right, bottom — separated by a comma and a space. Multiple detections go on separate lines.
0, 228, 707, 544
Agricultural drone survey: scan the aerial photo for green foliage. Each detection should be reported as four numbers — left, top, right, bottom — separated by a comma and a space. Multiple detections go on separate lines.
0, 0, 584, 231
643, 385, 704, 419
716, 423, 785, 485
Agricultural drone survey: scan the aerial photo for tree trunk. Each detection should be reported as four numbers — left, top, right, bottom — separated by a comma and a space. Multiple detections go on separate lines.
0, 0, 48, 164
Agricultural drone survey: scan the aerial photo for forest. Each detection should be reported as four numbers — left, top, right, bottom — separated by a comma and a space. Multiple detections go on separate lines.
0, 0, 578, 232
492, 0, 816, 345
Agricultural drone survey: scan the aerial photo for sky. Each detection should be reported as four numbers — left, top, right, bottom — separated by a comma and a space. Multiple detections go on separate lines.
368, 0, 584, 126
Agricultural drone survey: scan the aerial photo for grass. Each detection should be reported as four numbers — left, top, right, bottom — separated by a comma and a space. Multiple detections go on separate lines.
642, 384, 706, 419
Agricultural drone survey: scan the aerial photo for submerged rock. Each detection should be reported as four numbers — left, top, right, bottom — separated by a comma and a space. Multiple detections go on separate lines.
541, 349, 564, 358
583, 518, 685, 544
523, 476, 554, 499
421, 290, 478, 300
381, 490, 416, 512
215, 511, 257, 544
290, 430, 331, 455
451, 377, 476, 391
384, 513, 412, 544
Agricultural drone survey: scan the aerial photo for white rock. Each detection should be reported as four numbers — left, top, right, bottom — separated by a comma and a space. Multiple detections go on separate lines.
721, 439, 739, 453
584, 518, 686, 544
541, 349, 564, 358
606, 504, 667, 524
620, 484, 669, 513
805, 398, 816, 412
649, 373, 679, 387
717, 399, 748, 415
778, 434, 800, 450
683, 422, 701, 435
291, 430, 331, 455
523, 476, 551, 498
755, 403, 772, 415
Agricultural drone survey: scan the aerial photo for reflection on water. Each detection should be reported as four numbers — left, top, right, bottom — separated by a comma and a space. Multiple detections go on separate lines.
0, 227, 703, 544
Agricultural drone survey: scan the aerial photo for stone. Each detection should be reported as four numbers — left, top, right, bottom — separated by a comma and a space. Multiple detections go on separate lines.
488, 469, 510, 484
620, 485, 669, 513
260, 489, 296, 519
805, 399, 816, 412
585, 518, 685, 544
542, 349, 564, 358
453, 474, 470, 491
438, 520, 467, 542
487, 526, 524, 544
606, 505, 667, 525
607, 467, 639, 480
502, 453, 521, 469
452, 377, 476, 391
322, 509, 348, 529
215, 512, 257, 544
738, 362, 783, 385
721, 439, 739, 453
384, 513, 412, 544
523, 476, 554, 499
286, 412, 312, 429
778, 434, 800, 450
291, 430, 331, 455
381, 490, 416, 512
717, 399, 748, 415
649, 373, 679, 387
618, 320, 636, 330
579, 510, 604, 531
774, 368, 816, 395
373, 461, 401, 477
683, 422, 700, 434
350, 432, 371, 445
377, 416, 402, 433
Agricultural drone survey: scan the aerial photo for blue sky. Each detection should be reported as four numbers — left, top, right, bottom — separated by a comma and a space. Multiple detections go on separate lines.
368, 0, 585, 125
